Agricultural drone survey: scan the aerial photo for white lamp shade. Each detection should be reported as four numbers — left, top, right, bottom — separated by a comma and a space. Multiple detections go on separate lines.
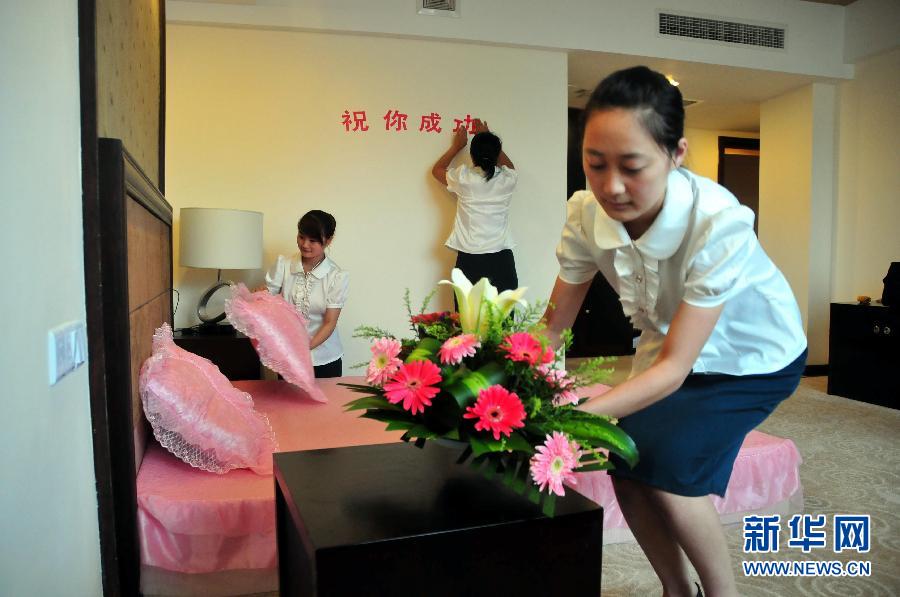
179, 208, 263, 270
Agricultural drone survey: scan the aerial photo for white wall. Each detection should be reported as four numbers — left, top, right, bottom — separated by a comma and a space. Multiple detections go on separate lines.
0, 2, 103, 595
759, 83, 838, 365
167, 0, 853, 79
760, 87, 813, 348
167, 25, 567, 368
833, 48, 900, 301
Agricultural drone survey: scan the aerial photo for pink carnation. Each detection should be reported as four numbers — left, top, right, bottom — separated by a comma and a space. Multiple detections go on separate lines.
463, 385, 526, 440
530, 431, 582, 497
438, 334, 481, 365
366, 337, 403, 387
499, 332, 544, 366
541, 368, 580, 407
383, 360, 442, 415
540, 345, 556, 366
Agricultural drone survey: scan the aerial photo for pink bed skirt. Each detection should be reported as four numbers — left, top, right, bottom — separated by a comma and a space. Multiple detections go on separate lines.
137, 378, 803, 579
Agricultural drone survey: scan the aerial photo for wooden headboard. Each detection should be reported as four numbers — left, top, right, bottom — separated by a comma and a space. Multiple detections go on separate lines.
94, 138, 172, 594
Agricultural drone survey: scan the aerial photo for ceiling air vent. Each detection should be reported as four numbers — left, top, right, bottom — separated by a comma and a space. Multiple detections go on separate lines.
659, 12, 785, 50
418, 0, 459, 17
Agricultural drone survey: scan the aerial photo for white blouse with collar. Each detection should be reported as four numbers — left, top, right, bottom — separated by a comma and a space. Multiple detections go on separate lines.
445, 164, 517, 254
557, 168, 806, 377
265, 254, 349, 366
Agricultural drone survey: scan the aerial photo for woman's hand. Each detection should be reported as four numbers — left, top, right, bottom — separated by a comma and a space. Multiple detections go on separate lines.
577, 302, 724, 419
453, 125, 468, 149
473, 118, 489, 134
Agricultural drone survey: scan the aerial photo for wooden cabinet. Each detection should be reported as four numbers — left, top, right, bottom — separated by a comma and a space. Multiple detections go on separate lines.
828, 303, 898, 408
275, 443, 603, 596
173, 328, 262, 380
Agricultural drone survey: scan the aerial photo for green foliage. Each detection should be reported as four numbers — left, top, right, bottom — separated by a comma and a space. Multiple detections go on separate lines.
570, 355, 617, 388
353, 325, 396, 340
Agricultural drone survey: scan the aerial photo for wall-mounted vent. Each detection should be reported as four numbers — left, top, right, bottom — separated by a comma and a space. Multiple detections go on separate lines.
418, 0, 459, 17
659, 12, 785, 50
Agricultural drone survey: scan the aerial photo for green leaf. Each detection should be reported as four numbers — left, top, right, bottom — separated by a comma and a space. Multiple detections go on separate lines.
545, 414, 639, 469
338, 382, 381, 392
514, 455, 532, 493
385, 420, 417, 431
361, 410, 416, 425
344, 396, 400, 412
405, 337, 442, 363
541, 493, 557, 518
444, 361, 507, 409
503, 432, 535, 454
405, 424, 438, 439
502, 454, 522, 487
469, 434, 506, 457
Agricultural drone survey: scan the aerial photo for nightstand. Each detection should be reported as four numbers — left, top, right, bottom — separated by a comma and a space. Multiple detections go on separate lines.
173, 328, 262, 380
828, 302, 898, 408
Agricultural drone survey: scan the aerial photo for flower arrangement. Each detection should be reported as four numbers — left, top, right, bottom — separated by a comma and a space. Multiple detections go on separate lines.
343, 269, 638, 515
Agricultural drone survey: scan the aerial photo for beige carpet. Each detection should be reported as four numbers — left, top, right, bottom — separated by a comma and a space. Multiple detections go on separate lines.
600, 378, 900, 596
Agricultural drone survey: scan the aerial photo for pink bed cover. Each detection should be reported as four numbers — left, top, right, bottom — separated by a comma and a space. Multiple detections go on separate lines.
137, 378, 802, 575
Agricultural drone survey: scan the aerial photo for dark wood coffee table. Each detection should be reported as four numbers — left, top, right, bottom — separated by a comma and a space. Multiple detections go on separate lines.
274, 441, 603, 596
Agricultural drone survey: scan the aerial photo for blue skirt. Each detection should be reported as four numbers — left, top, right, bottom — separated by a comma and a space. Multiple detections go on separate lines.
608, 349, 807, 497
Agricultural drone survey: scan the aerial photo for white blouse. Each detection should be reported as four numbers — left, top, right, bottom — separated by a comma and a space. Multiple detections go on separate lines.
265, 254, 349, 366
557, 168, 806, 377
445, 164, 517, 254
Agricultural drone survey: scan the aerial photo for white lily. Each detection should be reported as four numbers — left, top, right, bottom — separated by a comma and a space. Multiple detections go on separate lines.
439, 268, 527, 338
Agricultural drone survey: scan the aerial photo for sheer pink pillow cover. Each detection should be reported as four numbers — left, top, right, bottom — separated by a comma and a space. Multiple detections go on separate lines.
138, 324, 278, 475
224, 284, 326, 403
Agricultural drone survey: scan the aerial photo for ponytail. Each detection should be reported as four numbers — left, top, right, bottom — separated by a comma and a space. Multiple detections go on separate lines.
470, 132, 502, 181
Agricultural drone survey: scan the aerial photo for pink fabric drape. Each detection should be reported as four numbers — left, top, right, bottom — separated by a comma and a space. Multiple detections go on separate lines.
137, 379, 802, 573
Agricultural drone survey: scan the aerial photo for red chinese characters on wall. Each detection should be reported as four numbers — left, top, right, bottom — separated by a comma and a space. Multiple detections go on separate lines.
383, 109, 408, 131
342, 110, 474, 134
341, 110, 370, 132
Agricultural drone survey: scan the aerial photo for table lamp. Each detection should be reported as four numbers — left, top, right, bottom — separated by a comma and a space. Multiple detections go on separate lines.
179, 207, 263, 329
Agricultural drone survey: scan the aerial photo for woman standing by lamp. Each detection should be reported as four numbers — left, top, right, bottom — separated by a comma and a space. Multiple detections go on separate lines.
265, 209, 349, 378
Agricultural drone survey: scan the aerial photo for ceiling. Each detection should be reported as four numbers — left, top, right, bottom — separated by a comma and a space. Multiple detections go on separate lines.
568, 52, 829, 132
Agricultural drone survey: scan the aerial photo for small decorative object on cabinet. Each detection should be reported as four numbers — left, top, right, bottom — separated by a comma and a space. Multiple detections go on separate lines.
828, 302, 898, 409
173, 328, 262, 381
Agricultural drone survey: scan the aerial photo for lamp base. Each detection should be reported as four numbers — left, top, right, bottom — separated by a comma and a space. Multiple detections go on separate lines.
197, 280, 231, 325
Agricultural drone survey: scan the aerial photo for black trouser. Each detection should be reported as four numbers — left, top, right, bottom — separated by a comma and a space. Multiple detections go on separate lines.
313, 358, 342, 379
454, 249, 518, 292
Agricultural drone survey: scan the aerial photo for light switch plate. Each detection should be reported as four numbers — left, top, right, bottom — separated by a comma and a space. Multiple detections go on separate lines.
48, 320, 87, 385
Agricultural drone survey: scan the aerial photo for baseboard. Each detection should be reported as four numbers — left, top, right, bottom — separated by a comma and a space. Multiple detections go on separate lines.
803, 364, 829, 377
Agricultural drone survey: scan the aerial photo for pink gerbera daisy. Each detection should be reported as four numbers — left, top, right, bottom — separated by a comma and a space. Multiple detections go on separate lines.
366, 337, 403, 387
438, 334, 481, 365
463, 385, 526, 440
499, 332, 544, 366
383, 360, 442, 415
530, 431, 582, 496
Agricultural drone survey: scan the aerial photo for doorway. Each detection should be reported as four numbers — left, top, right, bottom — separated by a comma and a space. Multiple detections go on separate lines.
717, 136, 760, 232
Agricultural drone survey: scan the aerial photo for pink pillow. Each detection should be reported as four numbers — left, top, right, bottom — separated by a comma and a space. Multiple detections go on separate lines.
138, 323, 278, 475
224, 284, 327, 403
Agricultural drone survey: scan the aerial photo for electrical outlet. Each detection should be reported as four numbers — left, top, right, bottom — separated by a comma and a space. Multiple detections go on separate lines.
48, 320, 87, 385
